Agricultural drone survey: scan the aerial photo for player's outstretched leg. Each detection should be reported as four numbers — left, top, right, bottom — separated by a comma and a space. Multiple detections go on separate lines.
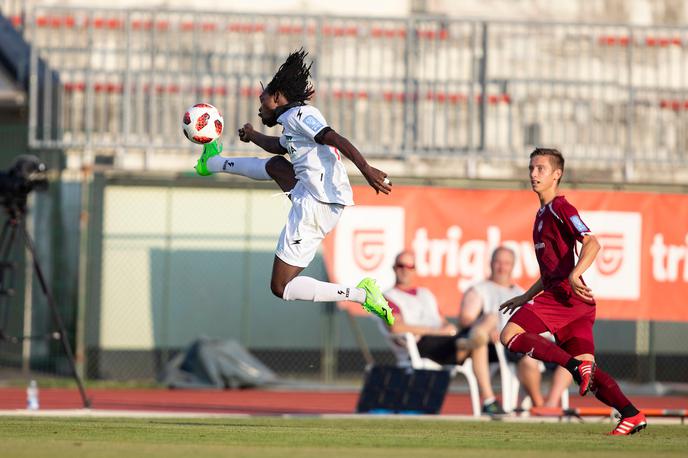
280, 276, 393, 325
271, 257, 394, 325
195, 142, 297, 193
194, 139, 272, 180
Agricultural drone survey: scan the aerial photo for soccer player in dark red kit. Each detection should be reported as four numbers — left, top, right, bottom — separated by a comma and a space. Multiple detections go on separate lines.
499, 148, 646, 435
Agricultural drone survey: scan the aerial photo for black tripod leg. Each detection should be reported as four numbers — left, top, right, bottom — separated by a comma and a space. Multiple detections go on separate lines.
21, 224, 91, 408
0, 219, 17, 340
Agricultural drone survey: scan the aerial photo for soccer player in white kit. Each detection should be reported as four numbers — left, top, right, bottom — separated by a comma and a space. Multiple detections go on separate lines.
194, 49, 394, 325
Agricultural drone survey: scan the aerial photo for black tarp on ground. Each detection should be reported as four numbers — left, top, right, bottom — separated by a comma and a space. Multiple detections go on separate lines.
161, 337, 277, 389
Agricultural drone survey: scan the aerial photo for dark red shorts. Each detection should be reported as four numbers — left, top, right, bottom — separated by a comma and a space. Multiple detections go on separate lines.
508, 289, 596, 356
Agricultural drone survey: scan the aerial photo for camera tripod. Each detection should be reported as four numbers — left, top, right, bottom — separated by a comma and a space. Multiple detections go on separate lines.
0, 203, 90, 408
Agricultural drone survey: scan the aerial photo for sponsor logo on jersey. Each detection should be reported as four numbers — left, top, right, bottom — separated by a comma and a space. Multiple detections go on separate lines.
303, 115, 325, 132
569, 215, 590, 233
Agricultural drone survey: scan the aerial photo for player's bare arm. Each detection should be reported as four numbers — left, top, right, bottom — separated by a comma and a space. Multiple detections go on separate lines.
569, 234, 600, 302
499, 277, 544, 315
238, 123, 288, 155
320, 130, 392, 195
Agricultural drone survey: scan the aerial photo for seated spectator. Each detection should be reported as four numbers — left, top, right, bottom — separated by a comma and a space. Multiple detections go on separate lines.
380, 250, 485, 368
459, 246, 572, 415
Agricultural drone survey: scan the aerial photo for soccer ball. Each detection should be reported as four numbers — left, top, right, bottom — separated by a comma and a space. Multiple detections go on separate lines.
182, 103, 224, 144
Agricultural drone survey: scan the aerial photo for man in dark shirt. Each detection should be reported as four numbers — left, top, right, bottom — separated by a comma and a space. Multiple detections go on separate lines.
499, 148, 646, 436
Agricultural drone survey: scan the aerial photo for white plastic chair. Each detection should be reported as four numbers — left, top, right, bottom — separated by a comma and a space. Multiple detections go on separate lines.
494, 341, 569, 412
492, 342, 518, 412
395, 332, 482, 417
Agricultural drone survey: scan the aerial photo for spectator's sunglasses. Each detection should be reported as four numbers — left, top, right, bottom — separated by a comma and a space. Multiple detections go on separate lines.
394, 262, 415, 270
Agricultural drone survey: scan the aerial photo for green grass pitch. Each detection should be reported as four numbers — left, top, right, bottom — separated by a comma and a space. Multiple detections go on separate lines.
0, 416, 685, 458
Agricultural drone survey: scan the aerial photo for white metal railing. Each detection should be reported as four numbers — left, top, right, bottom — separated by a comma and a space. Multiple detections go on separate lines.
14, 6, 688, 172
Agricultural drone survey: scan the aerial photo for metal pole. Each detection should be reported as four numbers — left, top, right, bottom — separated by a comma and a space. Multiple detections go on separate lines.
146, 10, 158, 170
466, 22, 479, 177
84, 10, 95, 165
21, 196, 34, 374
75, 167, 92, 380
636, 319, 650, 382
648, 320, 656, 383
478, 22, 488, 152
121, 9, 132, 160
624, 25, 635, 181
402, 16, 416, 154
27, 6, 39, 149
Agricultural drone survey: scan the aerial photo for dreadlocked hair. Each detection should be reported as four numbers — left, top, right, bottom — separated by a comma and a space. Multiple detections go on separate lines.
265, 48, 315, 103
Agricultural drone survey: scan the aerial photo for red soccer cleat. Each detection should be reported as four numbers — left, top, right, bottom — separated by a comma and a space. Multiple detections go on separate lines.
577, 360, 596, 396
609, 412, 647, 435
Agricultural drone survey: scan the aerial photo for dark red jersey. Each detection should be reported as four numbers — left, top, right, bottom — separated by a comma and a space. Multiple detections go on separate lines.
533, 195, 594, 302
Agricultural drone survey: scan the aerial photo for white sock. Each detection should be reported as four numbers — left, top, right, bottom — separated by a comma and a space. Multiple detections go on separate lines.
282, 276, 366, 303
483, 397, 496, 406
206, 156, 271, 180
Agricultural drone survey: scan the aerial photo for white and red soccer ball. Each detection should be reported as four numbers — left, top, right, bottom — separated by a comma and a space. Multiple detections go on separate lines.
182, 103, 224, 144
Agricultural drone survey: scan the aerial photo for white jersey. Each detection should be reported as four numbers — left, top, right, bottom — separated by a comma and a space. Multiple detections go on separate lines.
381, 286, 444, 363
277, 105, 354, 206
385, 287, 444, 329
469, 280, 525, 331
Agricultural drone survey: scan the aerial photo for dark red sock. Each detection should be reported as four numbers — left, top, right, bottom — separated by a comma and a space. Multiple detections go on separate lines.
591, 367, 639, 416
506, 332, 572, 367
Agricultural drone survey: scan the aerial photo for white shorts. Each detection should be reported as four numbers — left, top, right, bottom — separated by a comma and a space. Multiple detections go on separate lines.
275, 182, 345, 268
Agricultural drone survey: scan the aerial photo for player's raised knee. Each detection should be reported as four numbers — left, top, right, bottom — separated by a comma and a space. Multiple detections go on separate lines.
265, 155, 294, 179
500, 324, 519, 347
270, 279, 286, 299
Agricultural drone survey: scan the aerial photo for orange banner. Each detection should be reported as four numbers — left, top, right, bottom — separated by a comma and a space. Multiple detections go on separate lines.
322, 186, 688, 322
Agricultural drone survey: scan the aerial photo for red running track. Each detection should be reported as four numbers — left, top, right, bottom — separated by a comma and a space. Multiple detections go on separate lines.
1, 388, 687, 416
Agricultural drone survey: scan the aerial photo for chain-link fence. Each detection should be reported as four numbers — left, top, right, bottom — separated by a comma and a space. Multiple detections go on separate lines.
80, 176, 399, 382
2, 174, 685, 386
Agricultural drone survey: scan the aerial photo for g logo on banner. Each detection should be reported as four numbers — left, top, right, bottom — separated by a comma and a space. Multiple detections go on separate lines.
353, 229, 386, 271
596, 233, 624, 276
333, 206, 405, 293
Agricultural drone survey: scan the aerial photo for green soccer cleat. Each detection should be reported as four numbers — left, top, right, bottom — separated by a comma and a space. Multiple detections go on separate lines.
357, 277, 395, 326
194, 139, 223, 176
